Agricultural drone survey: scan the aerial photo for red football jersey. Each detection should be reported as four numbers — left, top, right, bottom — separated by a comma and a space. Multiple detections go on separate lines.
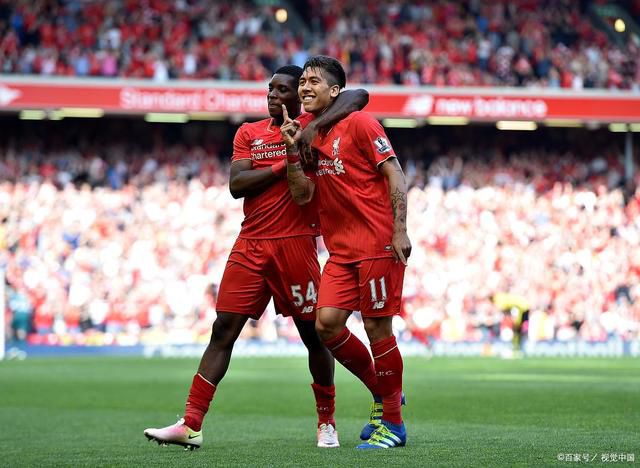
232, 112, 319, 239
311, 111, 396, 263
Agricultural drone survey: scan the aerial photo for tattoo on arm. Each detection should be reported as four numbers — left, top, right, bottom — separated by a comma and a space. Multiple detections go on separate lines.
389, 166, 408, 232
287, 160, 313, 204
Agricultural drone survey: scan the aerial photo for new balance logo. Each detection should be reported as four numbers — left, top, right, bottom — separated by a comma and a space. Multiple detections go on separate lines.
372, 301, 386, 310
301, 305, 314, 314
252, 139, 263, 145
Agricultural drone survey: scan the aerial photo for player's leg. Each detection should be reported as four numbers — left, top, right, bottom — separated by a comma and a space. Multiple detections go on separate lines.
293, 317, 339, 447
294, 317, 334, 388
144, 239, 270, 449
356, 258, 406, 449
269, 236, 338, 447
143, 312, 248, 449
184, 312, 250, 429
315, 261, 380, 398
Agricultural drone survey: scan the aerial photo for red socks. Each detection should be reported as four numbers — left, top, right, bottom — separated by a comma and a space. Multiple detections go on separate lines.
311, 383, 336, 427
371, 336, 404, 425
323, 328, 379, 396
183, 373, 216, 431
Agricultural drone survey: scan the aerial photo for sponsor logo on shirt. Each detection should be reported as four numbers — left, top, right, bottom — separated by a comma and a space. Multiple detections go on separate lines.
373, 136, 392, 154
316, 158, 346, 177
250, 140, 286, 159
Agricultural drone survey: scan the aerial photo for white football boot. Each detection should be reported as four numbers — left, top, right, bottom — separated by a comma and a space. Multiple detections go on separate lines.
144, 418, 202, 450
316, 423, 340, 448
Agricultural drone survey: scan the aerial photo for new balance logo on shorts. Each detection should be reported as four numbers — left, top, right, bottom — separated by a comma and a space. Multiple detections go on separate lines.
301, 305, 314, 314
372, 301, 386, 310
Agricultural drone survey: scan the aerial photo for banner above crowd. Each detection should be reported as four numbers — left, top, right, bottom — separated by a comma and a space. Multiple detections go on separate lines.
1, 78, 639, 122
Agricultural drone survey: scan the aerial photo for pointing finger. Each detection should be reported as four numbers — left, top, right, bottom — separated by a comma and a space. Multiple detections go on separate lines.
281, 104, 289, 122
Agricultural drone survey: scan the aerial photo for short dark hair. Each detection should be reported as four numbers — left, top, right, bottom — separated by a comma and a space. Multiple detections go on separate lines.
302, 55, 346, 89
274, 65, 303, 82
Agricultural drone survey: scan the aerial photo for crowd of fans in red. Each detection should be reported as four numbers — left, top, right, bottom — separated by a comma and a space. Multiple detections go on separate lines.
2, 123, 639, 346
1, 0, 639, 88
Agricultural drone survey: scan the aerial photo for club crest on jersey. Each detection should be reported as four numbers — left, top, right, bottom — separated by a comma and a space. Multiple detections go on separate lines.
374, 136, 391, 154
331, 137, 341, 157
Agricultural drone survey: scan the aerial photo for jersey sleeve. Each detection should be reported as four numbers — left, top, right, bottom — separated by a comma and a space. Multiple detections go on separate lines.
232, 124, 252, 162
351, 112, 396, 168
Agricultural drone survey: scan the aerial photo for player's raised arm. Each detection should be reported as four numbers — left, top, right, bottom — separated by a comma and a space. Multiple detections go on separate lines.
380, 157, 412, 265
281, 104, 316, 205
298, 89, 369, 164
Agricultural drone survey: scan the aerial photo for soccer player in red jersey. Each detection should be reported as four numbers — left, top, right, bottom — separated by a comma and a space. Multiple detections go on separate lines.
281, 56, 411, 449
143, 65, 368, 449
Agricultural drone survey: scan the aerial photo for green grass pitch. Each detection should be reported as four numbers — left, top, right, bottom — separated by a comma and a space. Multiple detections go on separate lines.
1, 356, 638, 467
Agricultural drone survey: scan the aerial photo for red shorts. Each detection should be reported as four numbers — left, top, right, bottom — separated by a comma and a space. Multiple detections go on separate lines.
317, 257, 405, 317
216, 236, 320, 320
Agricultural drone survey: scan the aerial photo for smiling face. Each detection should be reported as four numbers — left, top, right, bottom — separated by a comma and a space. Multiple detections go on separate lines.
267, 73, 301, 123
298, 67, 341, 115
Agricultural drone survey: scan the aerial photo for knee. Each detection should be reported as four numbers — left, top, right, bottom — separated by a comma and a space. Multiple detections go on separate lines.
315, 317, 340, 342
314, 307, 350, 341
211, 316, 239, 349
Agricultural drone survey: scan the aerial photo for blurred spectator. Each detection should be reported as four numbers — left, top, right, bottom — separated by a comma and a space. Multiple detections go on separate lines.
7, 280, 33, 342
1, 120, 639, 347
0, 0, 638, 88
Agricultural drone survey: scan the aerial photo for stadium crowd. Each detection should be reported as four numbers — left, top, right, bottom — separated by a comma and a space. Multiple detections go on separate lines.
2, 123, 639, 347
0, 0, 639, 88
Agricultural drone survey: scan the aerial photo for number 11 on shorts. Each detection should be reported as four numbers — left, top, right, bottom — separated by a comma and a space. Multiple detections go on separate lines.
369, 277, 388, 302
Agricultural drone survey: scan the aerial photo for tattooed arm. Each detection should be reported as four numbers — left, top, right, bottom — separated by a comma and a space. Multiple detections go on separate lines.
380, 157, 412, 265
280, 105, 316, 205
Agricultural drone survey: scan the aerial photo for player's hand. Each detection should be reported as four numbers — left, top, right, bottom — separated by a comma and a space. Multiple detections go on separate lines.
299, 122, 318, 167
392, 230, 412, 265
280, 104, 301, 149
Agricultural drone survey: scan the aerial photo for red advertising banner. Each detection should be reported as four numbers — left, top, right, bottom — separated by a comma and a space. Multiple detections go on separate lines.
1, 78, 639, 122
